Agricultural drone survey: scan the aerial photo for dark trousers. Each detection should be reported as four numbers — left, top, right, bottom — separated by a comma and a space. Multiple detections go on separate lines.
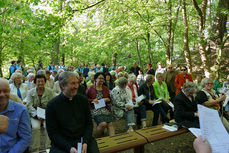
135, 104, 146, 126
160, 101, 174, 120
146, 103, 169, 126
50, 137, 100, 153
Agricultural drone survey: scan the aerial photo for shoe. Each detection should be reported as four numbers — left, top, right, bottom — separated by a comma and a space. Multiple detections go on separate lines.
127, 126, 134, 132
127, 129, 134, 132
141, 121, 147, 129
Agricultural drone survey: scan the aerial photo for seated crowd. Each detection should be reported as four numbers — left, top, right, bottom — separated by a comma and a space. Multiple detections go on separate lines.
0, 60, 228, 153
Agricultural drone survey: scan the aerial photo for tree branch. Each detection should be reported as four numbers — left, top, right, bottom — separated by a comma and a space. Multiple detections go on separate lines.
192, 0, 203, 18
153, 29, 166, 47
72, 0, 106, 12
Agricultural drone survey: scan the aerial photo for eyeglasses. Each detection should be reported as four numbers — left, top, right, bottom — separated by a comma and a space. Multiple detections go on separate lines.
181, 69, 187, 71
97, 77, 104, 80
168, 67, 172, 69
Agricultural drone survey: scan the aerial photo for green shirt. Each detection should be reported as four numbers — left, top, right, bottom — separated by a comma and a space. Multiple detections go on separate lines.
153, 80, 170, 100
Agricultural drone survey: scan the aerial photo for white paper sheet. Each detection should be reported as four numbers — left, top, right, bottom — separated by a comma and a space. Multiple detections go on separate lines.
126, 101, 135, 107
152, 101, 161, 106
77, 137, 83, 153
37, 107, 46, 119
188, 128, 201, 137
198, 104, 229, 153
93, 99, 106, 109
162, 125, 178, 131
167, 101, 174, 111
135, 95, 146, 103
223, 90, 229, 107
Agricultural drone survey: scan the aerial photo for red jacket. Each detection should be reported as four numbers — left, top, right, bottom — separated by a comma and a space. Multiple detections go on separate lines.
86, 85, 112, 112
175, 73, 193, 94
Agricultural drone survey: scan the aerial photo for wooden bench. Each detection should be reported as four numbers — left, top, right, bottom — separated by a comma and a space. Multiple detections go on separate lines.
97, 125, 188, 153
135, 125, 189, 143
96, 131, 147, 153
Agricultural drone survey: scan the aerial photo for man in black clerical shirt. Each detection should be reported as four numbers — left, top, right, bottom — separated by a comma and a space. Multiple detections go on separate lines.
46, 71, 99, 153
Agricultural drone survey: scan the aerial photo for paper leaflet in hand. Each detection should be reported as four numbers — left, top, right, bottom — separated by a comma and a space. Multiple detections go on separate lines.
37, 107, 46, 119
93, 99, 106, 109
77, 137, 83, 153
135, 95, 146, 103
198, 104, 229, 153
152, 98, 162, 106
126, 100, 139, 108
167, 101, 174, 111
188, 128, 201, 137
223, 90, 229, 107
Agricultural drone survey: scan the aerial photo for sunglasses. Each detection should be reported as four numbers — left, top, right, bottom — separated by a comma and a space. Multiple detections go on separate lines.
181, 69, 187, 71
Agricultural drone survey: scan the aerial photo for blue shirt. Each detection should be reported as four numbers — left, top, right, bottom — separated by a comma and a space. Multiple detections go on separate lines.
83, 67, 90, 78
47, 65, 54, 71
76, 67, 83, 73
0, 100, 31, 153
59, 65, 66, 70
9, 65, 16, 76
16, 64, 22, 71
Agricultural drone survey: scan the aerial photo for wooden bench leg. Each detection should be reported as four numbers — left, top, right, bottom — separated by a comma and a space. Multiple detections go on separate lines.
134, 145, 144, 153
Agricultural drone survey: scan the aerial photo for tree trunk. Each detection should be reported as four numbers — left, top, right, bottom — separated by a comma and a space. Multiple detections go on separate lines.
146, 32, 152, 64
61, 53, 65, 65
209, 0, 229, 76
112, 53, 118, 67
192, 0, 210, 76
0, 43, 3, 77
171, 0, 181, 63
53, 39, 60, 65
165, 0, 172, 64
136, 39, 143, 71
182, 0, 192, 74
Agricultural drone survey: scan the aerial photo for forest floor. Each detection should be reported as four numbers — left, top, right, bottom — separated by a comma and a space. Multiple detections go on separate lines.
39, 111, 196, 153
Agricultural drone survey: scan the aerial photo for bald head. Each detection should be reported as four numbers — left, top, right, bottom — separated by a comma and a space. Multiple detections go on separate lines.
0, 78, 10, 112
0, 78, 9, 87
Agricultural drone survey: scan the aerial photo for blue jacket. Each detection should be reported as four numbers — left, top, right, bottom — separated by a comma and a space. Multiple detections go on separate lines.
0, 100, 31, 153
9, 65, 16, 77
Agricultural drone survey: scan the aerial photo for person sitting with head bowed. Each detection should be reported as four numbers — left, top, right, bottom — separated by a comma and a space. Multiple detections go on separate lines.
111, 77, 135, 132
138, 74, 169, 126
174, 82, 199, 128
126, 74, 147, 129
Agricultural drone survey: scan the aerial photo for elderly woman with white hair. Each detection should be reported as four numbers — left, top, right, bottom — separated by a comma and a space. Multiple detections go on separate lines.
126, 74, 147, 128
111, 77, 135, 132
25, 73, 35, 90
174, 82, 199, 128
114, 72, 124, 86
86, 71, 96, 87
10, 72, 28, 101
196, 78, 229, 131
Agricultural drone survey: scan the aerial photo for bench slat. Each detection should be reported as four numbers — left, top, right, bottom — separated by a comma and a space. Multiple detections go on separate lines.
97, 132, 147, 153
135, 125, 188, 142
